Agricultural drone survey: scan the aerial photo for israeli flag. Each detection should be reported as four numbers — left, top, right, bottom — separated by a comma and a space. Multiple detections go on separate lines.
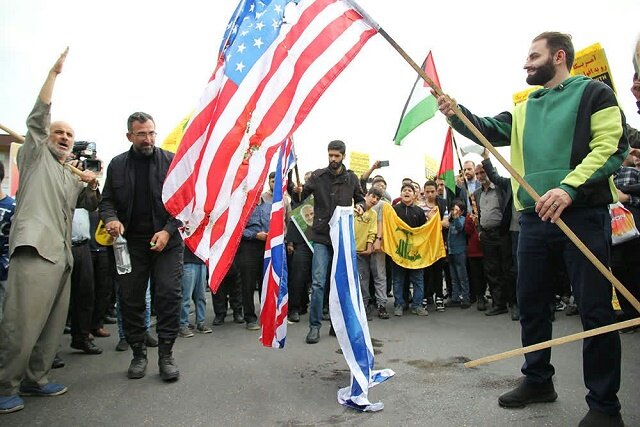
329, 206, 395, 412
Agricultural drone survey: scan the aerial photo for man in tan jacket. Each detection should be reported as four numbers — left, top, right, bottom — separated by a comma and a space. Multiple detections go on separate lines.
0, 48, 100, 414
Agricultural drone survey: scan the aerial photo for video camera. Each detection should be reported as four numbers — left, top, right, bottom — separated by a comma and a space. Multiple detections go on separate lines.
71, 141, 101, 172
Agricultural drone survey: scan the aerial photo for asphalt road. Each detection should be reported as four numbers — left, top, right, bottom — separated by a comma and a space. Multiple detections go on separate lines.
5, 302, 639, 426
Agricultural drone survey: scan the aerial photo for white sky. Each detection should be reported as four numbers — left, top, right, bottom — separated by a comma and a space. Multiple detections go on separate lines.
1, 0, 639, 196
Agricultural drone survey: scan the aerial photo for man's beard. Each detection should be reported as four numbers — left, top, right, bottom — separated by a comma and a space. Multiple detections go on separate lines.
134, 145, 154, 157
329, 160, 342, 170
526, 56, 556, 86
47, 142, 69, 161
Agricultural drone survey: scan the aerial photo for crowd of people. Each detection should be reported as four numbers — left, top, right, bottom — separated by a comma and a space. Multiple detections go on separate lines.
0, 31, 638, 426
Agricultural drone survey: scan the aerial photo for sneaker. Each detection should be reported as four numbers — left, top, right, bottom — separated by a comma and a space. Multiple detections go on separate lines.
0, 395, 24, 414
178, 327, 194, 338
365, 304, 373, 321
19, 382, 68, 397
578, 409, 624, 427
393, 306, 403, 317
554, 301, 566, 311
498, 379, 557, 408
288, 311, 300, 323
233, 312, 245, 324
477, 297, 487, 311
246, 322, 260, 331
196, 323, 213, 334
212, 314, 225, 326
188, 323, 195, 330
115, 338, 129, 352
435, 298, 445, 312
485, 306, 508, 316
51, 354, 65, 369
377, 305, 390, 319
565, 304, 579, 316
411, 307, 429, 316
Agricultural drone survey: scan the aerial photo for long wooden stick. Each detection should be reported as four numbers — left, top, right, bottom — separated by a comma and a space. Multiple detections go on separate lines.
345, 0, 640, 317
465, 317, 640, 368
1, 122, 82, 177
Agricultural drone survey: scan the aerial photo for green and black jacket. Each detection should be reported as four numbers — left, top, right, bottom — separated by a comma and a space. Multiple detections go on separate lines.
449, 75, 628, 212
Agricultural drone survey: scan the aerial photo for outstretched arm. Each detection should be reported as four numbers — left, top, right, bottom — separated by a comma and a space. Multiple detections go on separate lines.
39, 47, 68, 105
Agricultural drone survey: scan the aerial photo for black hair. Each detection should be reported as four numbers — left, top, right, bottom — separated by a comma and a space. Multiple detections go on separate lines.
452, 198, 466, 215
327, 140, 346, 154
127, 112, 155, 132
0, 162, 4, 182
423, 179, 436, 189
367, 187, 384, 198
268, 171, 276, 180
400, 183, 415, 193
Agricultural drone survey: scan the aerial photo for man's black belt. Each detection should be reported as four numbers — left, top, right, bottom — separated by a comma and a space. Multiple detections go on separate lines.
72, 239, 89, 247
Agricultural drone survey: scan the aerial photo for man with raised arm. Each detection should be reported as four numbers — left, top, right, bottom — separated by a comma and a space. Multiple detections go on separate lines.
0, 48, 100, 414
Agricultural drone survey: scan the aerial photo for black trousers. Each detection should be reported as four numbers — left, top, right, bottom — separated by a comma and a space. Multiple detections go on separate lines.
611, 237, 640, 320
70, 242, 94, 342
518, 209, 620, 414
212, 262, 243, 316
479, 227, 513, 308
117, 239, 183, 343
90, 250, 112, 330
236, 240, 265, 324
467, 256, 487, 299
287, 242, 312, 313
424, 258, 447, 300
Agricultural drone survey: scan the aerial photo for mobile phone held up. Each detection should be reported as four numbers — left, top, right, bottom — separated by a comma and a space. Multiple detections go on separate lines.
378, 160, 390, 167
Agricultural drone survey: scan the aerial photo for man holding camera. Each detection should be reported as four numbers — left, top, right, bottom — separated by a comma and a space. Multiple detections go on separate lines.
0, 49, 101, 414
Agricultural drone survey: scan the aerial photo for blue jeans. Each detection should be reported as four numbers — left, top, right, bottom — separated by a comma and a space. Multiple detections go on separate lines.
448, 252, 470, 303
116, 280, 151, 340
518, 208, 620, 414
309, 243, 332, 329
180, 263, 207, 327
392, 263, 424, 309
0, 279, 5, 322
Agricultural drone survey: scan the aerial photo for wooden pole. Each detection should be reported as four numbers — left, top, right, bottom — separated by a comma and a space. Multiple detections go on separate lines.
0, 122, 83, 177
344, 0, 640, 317
465, 317, 640, 368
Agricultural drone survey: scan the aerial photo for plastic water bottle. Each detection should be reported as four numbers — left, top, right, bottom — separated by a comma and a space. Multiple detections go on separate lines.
113, 235, 132, 275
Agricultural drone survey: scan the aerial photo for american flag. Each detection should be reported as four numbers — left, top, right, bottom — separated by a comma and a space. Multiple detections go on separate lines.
330, 207, 394, 411
259, 138, 295, 348
162, 0, 377, 292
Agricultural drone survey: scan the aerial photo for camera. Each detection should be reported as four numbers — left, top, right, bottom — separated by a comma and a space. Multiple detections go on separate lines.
70, 141, 101, 172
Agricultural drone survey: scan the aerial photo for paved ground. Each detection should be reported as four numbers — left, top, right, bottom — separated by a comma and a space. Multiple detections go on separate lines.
5, 302, 639, 426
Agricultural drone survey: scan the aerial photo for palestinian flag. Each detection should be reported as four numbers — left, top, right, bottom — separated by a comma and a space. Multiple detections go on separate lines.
437, 127, 455, 192
393, 51, 441, 145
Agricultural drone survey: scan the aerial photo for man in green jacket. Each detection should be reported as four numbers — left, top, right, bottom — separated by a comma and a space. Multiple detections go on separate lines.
435, 32, 627, 427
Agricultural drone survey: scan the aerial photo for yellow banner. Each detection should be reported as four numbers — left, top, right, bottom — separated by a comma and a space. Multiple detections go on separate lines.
424, 154, 438, 180
381, 203, 446, 269
571, 43, 615, 94
349, 151, 369, 177
161, 113, 192, 153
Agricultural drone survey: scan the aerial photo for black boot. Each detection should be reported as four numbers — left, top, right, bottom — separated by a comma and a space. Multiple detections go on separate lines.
127, 342, 148, 379
158, 339, 180, 382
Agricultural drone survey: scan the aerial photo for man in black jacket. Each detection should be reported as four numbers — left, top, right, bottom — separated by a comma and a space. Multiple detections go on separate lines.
100, 112, 183, 382
295, 140, 365, 344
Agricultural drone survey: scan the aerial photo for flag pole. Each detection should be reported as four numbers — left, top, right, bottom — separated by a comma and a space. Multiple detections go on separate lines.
345, 0, 640, 358
0, 122, 83, 177
290, 136, 302, 202
450, 131, 474, 212
392, 56, 428, 144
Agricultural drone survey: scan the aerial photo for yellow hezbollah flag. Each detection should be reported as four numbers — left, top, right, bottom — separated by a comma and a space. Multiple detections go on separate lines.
161, 113, 192, 153
381, 203, 445, 269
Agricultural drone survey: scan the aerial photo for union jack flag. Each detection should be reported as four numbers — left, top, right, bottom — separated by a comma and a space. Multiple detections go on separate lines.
259, 138, 295, 348
162, 0, 377, 292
